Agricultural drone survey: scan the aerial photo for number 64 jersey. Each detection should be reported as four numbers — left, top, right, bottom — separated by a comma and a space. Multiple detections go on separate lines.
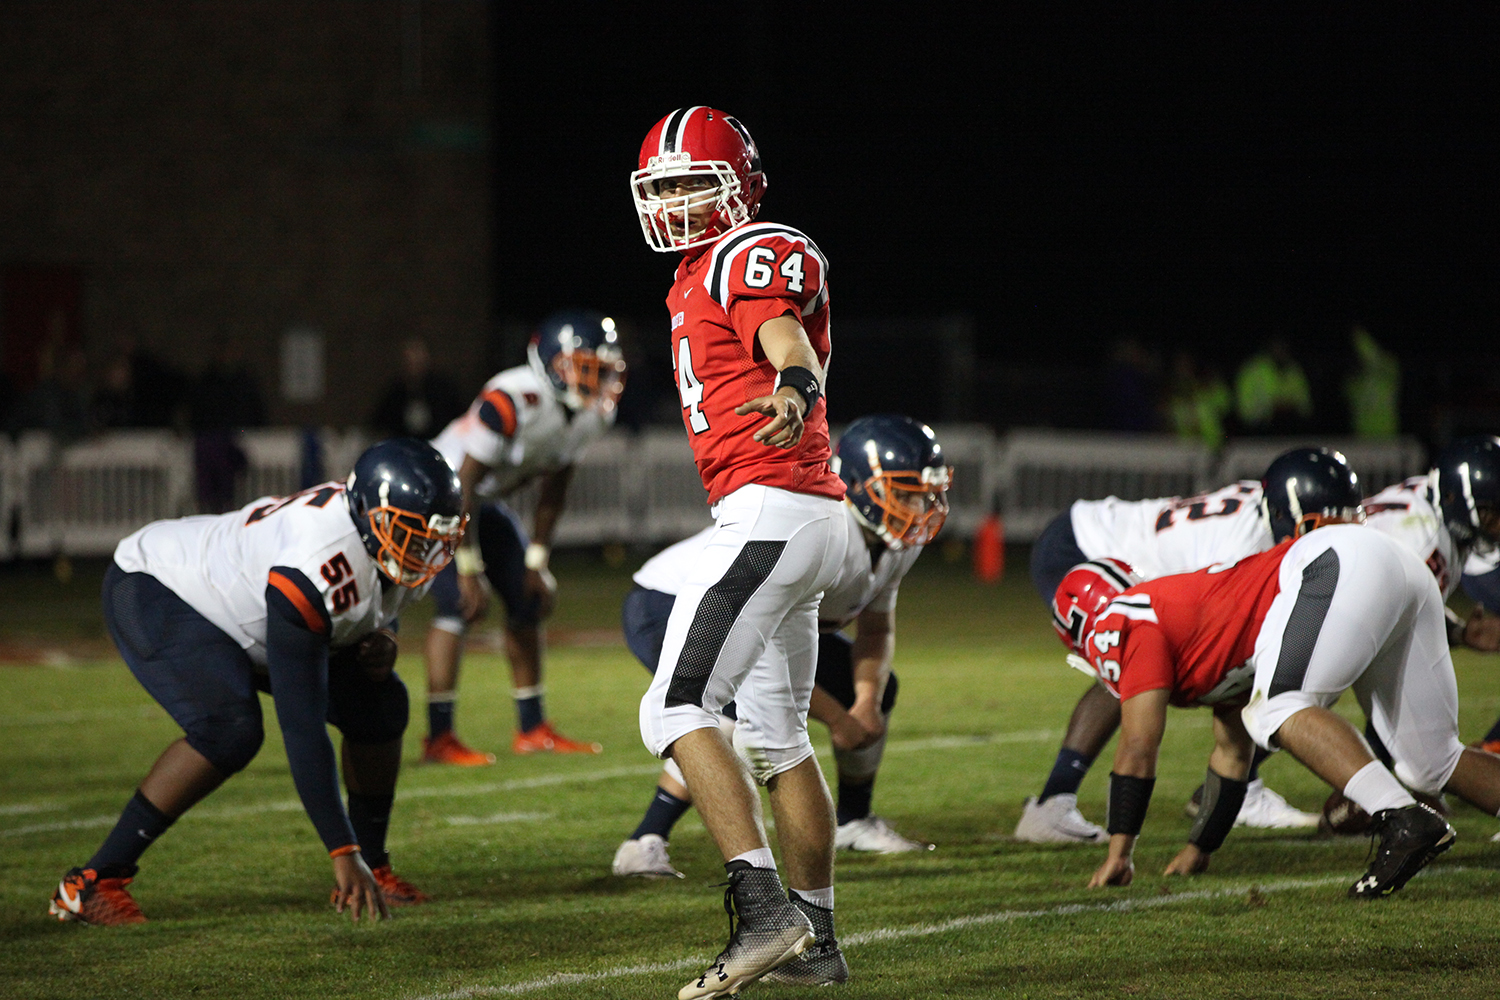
113, 484, 424, 663
1069, 481, 1276, 582
667, 220, 845, 506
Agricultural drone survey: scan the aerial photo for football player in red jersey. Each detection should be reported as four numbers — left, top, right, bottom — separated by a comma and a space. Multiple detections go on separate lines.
630, 107, 848, 996
1061, 521, 1500, 898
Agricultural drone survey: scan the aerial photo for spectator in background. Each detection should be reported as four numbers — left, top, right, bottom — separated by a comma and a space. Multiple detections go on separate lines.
1345, 324, 1400, 439
1102, 337, 1163, 432
120, 334, 187, 429
1166, 350, 1232, 452
8, 339, 91, 443
370, 338, 467, 440
187, 338, 267, 513
1235, 336, 1313, 434
91, 350, 137, 431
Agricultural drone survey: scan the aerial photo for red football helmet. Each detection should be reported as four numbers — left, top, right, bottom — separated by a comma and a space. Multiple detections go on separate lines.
1051, 558, 1141, 654
630, 106, 767, 253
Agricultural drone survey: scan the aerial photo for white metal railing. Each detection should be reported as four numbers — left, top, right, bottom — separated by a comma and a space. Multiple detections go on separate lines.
996, 430, 1216, 541
0, 427, 1432, 558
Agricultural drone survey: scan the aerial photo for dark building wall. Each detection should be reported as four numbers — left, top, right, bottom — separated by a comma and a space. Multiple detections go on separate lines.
0, 0, 492, 426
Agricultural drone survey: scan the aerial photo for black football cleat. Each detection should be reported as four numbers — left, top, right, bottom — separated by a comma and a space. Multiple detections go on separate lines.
1348, 803, 1455, 899
763, 890, 849, 986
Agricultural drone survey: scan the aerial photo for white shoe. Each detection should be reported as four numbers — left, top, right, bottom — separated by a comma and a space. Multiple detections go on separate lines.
834, 815, 934, 853
612, 834, 685, 878
1234, 779, 1319, 828
1013, 793, 1108, 844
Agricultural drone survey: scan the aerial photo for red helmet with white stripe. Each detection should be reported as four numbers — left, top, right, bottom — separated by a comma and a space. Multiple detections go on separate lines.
630, 106, 767, 253
1051, 558, 1141, 654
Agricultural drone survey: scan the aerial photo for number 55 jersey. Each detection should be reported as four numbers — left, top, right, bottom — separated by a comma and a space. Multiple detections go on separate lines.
666, 221, 845, 505
1068, 480, 1275, 582
113, 483, 425, 662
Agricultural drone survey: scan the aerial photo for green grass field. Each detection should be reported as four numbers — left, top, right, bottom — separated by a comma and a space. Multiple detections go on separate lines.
3, 551, 1500, 999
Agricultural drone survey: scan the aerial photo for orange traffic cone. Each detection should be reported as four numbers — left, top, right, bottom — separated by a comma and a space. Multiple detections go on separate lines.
973, 512, 1004, 583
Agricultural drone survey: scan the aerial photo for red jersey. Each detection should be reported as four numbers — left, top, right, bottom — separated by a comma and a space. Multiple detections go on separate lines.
1082, 540, 1293, 707
667, 220, 846, 506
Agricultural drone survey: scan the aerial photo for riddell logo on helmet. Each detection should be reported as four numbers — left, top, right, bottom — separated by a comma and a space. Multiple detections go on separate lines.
650, 152, 692, 168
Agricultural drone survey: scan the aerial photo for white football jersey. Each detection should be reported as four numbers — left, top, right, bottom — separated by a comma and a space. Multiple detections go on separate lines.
1363, 477, 1464, 600
1068, 481, 1274, 581
633, 504, 923, 628
113, 483, 426, 664
430, 365, 614, 499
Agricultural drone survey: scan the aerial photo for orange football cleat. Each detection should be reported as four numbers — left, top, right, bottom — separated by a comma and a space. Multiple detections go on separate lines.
421, 731, 496, 766
49, 867, 147, 926
512, 720, 602, 755
371, 863, 430, 906
1482, 740, 1500, 755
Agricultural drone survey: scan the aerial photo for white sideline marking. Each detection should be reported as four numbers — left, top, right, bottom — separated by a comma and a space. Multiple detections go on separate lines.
0, 802, 59, 816
402, 875, 1357, 1000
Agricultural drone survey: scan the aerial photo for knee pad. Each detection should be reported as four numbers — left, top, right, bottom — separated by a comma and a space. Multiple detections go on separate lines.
1392, 741, 1463, 797
732, 718, 815, 786
187, 709, 264, 776
431, 615, 468, 637
330, 669, 410, 745
1241, 690, 1320, 753
881, 671, 900, 714
833, 726, 888, 784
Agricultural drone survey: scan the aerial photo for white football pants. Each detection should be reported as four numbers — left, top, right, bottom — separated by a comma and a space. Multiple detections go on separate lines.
639, 484, 848, 763
1242, 525, 1464, 794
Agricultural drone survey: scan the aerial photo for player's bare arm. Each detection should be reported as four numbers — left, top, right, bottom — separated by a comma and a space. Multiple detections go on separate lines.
1164, 705, 1255, 876
809, 684, 873, 751
1460, 605, 1500, 651
522, 465, 572, 618
849, 607, 896, 740
1089, 688, 1169, 889
455, 453, 493, 622
737, 313, 822, 449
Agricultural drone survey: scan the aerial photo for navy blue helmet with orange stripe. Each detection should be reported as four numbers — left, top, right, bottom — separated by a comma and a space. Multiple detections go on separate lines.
832, 414, 952, 551
527, 310, 627, 415
346, 438, 465, 587
1260, 447, 1365, 542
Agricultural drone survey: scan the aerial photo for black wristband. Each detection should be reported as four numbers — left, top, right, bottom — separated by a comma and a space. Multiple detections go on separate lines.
1107, 772, 1156, 836
774, 365, 821, 413
1187, 769, 1248, 852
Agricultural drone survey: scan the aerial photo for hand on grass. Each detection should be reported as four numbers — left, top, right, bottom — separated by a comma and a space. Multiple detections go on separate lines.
331, 853, 388, 923
1164, 843, 1211, 876
1089, 852, 1134, 888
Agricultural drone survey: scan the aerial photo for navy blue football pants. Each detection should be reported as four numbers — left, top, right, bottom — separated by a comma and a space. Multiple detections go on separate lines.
102, 563, 408, 776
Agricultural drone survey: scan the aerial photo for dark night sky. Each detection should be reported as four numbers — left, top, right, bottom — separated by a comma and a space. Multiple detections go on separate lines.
490, 7, 1499, 428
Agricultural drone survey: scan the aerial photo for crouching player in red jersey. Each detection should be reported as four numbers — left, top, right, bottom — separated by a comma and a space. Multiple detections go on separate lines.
48, 439, 463, 925
1060, 520, 1500, 898
630, 107, 848, 997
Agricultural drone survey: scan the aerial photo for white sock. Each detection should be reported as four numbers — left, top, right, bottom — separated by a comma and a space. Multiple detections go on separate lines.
730, 847, 776, 870
1344, 760, 1417, 814
792, 885, 834, 910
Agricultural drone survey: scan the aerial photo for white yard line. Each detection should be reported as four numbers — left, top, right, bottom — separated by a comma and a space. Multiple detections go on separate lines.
0, 730, 1064, 838
3, 705, 164, 727
404, 874, 1371, 1000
